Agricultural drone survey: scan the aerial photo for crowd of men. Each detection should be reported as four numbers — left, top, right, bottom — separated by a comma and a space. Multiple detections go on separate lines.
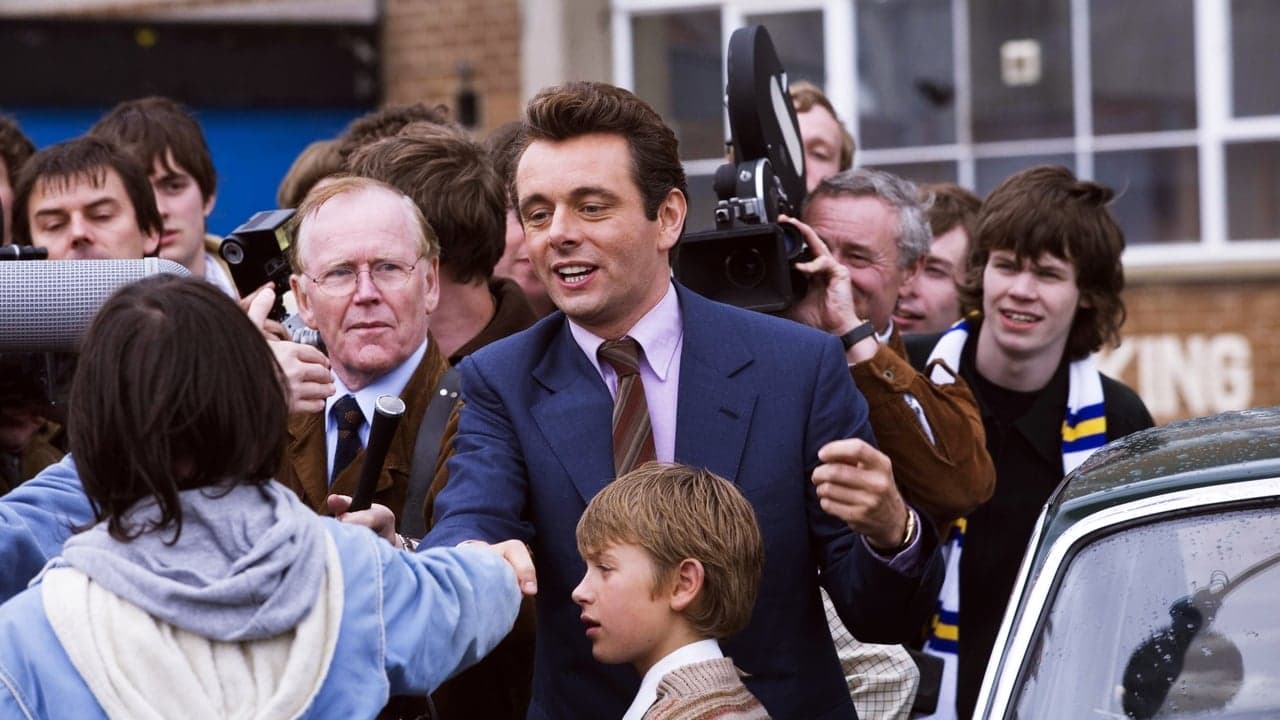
0, 76, 1152, 720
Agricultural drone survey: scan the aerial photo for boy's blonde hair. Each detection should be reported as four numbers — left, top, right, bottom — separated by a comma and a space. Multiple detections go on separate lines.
576, 462, 765, 639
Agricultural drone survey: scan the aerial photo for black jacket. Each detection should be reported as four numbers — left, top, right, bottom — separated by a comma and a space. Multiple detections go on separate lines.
907, 324, 1154, 718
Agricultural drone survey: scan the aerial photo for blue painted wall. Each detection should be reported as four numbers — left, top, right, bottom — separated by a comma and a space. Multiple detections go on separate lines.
11, 106, 365, 237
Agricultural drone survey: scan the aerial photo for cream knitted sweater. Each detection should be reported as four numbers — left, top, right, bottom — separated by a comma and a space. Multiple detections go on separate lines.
642, 657, 770, 720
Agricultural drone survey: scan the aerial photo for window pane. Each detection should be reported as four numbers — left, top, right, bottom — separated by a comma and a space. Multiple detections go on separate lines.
1090, 0, 1196, 134
1094, 147, 1199, 245
867, 161, 958, 186
1232, 0, 1280, 117
970, 0, 1073, 142
633, 11, 723, 159
745, 12, 825, 88
1226, 141, 1280, 240
975, 154, 1074, 196
1015, 505, 1280, 717
856, 0, 955, 149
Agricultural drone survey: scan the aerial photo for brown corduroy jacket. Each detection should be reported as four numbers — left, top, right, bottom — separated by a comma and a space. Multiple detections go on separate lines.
850, 328, 995, 530
276, 338, 449, 528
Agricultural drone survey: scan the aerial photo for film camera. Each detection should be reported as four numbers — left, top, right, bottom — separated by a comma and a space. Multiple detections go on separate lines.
674, 25, 811, 313
219, 209, 321, 348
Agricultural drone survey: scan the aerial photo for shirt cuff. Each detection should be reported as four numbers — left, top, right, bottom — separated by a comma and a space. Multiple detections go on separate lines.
862, 508, 929, 574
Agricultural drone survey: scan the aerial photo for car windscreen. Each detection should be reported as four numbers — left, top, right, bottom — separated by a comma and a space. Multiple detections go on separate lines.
1012, 502, 1280, 719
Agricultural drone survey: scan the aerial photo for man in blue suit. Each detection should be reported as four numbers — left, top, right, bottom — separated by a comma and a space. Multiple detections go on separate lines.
425, 81, 941, 719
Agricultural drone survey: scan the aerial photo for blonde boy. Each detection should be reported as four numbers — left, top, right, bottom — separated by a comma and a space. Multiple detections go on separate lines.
572, 463, 769, 720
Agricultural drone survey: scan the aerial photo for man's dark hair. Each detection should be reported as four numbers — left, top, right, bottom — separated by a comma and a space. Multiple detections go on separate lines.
921, 182, 981, 242
334, 103, 451, 166
520, 81, 688, 221
276, 139, 344, 209
347, 122, 505, 283
89, 96, 217, 201
69, 275, 287, 542
0, 114, 35, 183
12, 136, 163, 245
960, 165, 1126, 360
485, 120, 525, 194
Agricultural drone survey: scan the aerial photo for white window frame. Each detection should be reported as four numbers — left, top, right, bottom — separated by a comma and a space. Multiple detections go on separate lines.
611, 0, 1280, 268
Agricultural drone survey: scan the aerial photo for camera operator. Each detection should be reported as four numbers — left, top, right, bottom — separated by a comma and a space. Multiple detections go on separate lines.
786, 168, 994, 528
2, 136, 166, 489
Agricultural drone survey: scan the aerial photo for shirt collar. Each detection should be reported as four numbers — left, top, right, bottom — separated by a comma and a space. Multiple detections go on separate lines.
325, 338, 429, 424
877, 318, 895, 344
621, 639, 724, 720
568, 281, 682, 381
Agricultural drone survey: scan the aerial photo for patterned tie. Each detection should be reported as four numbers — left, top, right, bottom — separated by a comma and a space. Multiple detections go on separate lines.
597, 337, 657, 476
331, 394, 365, 481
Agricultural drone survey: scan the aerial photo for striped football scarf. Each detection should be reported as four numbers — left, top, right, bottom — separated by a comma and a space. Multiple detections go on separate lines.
919, 318, 1106, 718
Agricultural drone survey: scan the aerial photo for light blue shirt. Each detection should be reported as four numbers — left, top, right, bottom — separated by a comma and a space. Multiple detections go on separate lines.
323, 339, 430, 482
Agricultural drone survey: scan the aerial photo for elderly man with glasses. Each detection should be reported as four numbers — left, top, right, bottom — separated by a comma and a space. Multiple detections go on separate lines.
273, 175, 447, 527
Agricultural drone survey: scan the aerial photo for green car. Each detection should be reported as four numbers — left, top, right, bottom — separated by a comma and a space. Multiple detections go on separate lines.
975, 408, 1280, 719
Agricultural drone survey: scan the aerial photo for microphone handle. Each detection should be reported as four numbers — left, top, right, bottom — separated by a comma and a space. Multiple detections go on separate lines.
350, 394, 406, 512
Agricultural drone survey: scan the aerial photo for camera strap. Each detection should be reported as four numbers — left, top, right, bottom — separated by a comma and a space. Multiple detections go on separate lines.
401, 366, 462, 539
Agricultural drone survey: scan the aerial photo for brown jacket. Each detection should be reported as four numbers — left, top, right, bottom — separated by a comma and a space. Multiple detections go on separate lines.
277, 339, 449, 527
851, 328, 995, 529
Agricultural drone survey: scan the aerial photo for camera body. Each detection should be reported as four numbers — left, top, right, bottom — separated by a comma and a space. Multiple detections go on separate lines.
219, 208, 296, 321
220, 208, 322, 348
674, 25, 810, 313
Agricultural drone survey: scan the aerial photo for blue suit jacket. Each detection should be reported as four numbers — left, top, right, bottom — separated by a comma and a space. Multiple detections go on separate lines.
427, 286, 941, 720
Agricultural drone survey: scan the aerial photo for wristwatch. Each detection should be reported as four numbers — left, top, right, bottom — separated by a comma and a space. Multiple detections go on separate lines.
839, 321, 876, 351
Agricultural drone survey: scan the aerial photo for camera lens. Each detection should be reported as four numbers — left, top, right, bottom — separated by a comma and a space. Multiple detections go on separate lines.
780, 223, 810, 262
221, 240, 245, 265
724, 247, 767, 289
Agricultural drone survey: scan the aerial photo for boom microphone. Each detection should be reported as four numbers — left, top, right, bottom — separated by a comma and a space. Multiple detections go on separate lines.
0, 258, 191, 352
350, 394, 407, 513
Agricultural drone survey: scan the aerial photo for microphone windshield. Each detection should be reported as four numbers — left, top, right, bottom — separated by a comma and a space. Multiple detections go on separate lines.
0, 258, 191, 352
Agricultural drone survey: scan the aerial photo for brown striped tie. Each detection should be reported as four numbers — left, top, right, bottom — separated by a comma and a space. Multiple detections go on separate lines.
598, 337, 657, 476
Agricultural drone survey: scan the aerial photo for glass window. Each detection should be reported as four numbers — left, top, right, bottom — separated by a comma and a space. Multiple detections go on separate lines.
1090, 0, 1196, 134
975, 154, 1074, 197
856, 0, 955, 149
1226, 141, 1280, 240
1231, 0, 1280, 118
867, 161, 958, 187
745, 11, 825, 88
632, 11, 724, 159
1094, 147, 1199, 245
969, 0, 1073, 142
1013, 504, 1280, 717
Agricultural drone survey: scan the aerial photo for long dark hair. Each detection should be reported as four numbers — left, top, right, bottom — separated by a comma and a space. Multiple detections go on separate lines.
69, 275, 288, 541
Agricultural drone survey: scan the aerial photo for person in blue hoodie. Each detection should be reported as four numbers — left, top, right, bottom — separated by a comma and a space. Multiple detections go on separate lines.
0, 274, 522, 719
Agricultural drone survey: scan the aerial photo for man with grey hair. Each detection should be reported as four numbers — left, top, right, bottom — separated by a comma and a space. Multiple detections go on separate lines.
785, 168, 995, 717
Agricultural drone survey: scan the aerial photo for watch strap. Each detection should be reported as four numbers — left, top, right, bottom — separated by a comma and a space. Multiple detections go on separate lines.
840, 320, 876, 351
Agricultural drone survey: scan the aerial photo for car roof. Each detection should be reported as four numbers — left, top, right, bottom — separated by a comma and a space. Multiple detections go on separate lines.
1035, 406, 1280, 563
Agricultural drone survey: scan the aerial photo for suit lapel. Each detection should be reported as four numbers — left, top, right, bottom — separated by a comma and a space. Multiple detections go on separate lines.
287, 412, 333, 512
531, 321, 618, 503
673, 287, 756, 482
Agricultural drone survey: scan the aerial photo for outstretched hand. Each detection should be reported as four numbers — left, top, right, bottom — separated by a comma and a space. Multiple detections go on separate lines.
813, 438, 910, 553
469, 539, 539, 597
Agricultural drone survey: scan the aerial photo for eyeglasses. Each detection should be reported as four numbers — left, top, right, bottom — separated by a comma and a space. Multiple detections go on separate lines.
305, 257, 423, 297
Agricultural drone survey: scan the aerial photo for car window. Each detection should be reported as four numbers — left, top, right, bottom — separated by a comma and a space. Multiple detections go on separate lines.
1012, 503, 1280, 719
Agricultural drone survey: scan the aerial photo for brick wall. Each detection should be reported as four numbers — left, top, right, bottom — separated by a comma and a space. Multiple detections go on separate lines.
1100, 277, 1278, 424
383, 0, 522, 133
